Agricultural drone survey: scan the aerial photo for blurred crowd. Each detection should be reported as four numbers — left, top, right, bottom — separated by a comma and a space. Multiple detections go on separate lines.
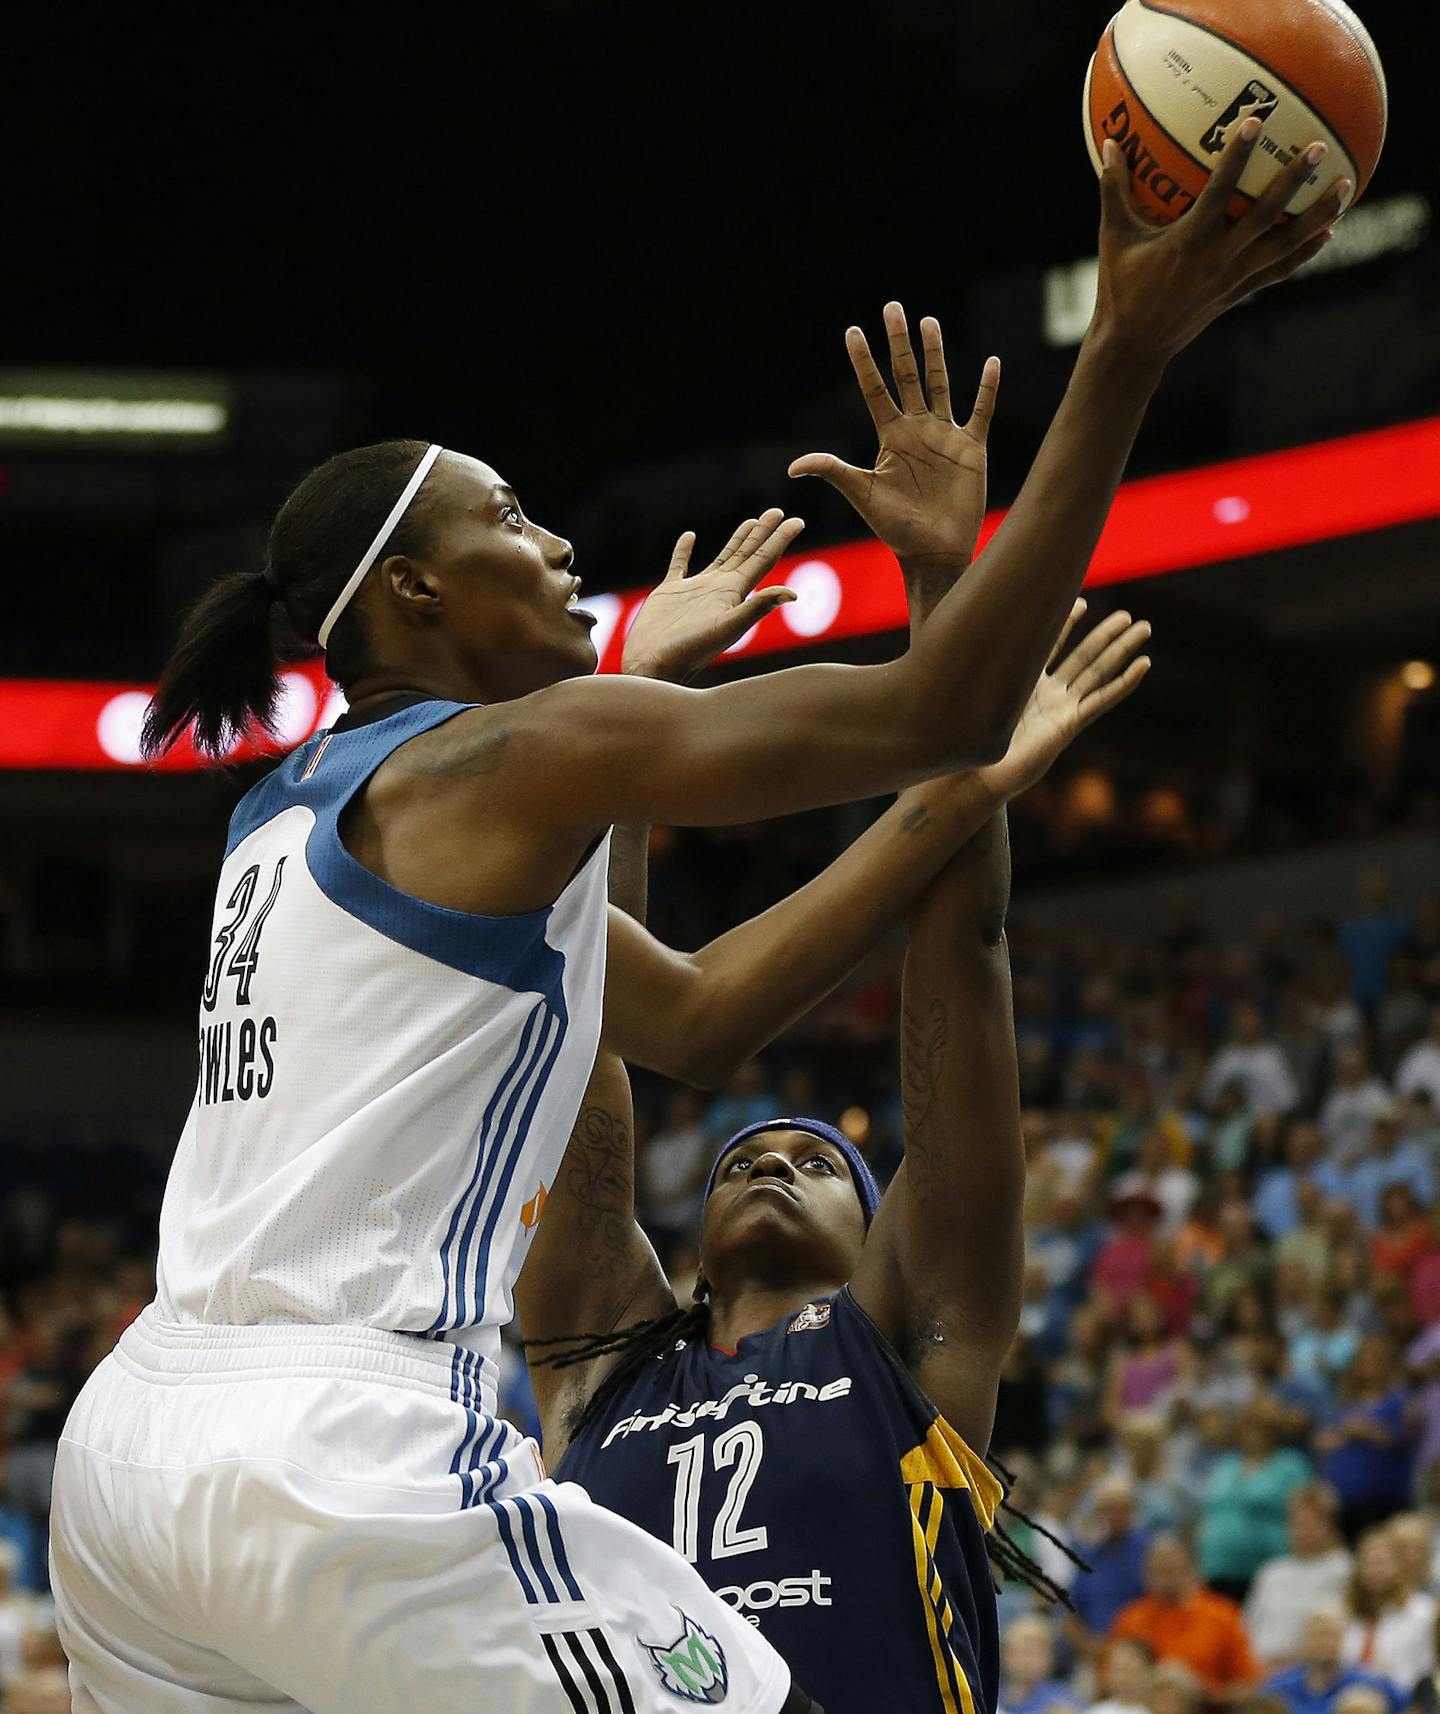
3, 866, 1440, 1712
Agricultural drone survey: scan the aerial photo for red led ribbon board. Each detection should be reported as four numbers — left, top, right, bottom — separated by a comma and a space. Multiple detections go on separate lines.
6, 414, 1440, 770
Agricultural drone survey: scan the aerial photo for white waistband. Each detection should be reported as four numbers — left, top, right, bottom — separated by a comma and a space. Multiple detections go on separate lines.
117, 1305, 500, 1414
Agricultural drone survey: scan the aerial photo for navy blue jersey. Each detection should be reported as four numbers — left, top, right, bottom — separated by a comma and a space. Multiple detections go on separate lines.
557, 1286, 1000, 1714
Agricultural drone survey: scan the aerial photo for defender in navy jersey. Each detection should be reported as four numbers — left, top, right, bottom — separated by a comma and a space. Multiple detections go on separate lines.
521, 590, 1158, 1712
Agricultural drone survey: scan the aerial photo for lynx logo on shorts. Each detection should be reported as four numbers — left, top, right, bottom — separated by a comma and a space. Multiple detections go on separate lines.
787, 1301, 831, 1334
1201, 79, 1279, 154
641, 1611, 729, 1704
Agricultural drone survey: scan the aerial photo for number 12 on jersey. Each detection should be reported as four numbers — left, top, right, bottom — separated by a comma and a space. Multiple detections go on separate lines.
667, 1423, 768, 1563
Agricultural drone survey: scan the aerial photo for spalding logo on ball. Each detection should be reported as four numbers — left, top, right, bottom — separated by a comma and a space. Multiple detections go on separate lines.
1084, 0, 1387, 224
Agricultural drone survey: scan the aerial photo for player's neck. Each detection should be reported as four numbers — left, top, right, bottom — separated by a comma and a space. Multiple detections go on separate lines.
707, 1280, 841, 1351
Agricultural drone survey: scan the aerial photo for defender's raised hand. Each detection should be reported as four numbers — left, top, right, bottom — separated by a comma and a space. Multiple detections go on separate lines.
1094, 116, 1348, 367
979, 599, 1151, 801
788, 308, 1000, 569
621, 508, 802, 683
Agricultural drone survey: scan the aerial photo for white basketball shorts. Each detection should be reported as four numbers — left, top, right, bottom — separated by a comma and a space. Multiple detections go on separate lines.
51, 1308, 793, 1713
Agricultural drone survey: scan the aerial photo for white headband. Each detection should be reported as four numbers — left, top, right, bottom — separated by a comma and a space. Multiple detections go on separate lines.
316, 443, 444, 649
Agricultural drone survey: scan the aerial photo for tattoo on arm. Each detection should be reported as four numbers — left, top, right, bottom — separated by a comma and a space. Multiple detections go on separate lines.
564, 1102, 637, 1282
900, 802, 930, 834
901, 997, 949, 1205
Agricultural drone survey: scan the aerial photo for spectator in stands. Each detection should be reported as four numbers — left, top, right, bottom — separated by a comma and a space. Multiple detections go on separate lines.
638, 1087, 710, 1249
1111, 1131, 1199, 1235
1321, 1046, 1398, 1164
1050, 1302, 1114, 1448
1340, 872, 1412, 1019
1198, 1398, 1314, 1600
1148, 1661, 1206, 1714
1087, 1637, 1155, 1714
1030, 1192, 1104, 1312
1110, 1534, 1260, 1697
999, 1615, 1080, 1714
1093, 1192, 1164, 1311
1342, 1525, 1437, 1688
1387, 1513, 1438, 1600
1204, 1200, 1274, 1325
0, 1540, 26, 1696
1409, 1610, 1440, 1714
1346, 1112, 1435, 1232
1202, 1002, 1299, 1119
1264, 1608, 1404, 1714
1408, 1327, 1440, 1490
1256, 1123, 1326, 1240
1277, 1177, 1335, 1288
1105, 1293, 1182, 1427
701, 1058, 776, 1138
1067, 1476, 1151, 1662
1397, 1009, 1440, 1108
1369, 1185, 1432, 1285
1377, 960, 1430, 1073
1244, 1484, 1355, 1667
1114, 1411, 1195, 1535
1319, 1339, 1416, 1539
5, 1620, 71, 1714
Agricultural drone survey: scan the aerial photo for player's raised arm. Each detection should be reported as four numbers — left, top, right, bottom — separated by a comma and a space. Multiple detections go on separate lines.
466, 121, 1345, 840
847, 607, 1154, 1454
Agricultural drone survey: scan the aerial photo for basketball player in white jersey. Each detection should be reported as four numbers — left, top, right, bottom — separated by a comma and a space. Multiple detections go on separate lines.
50, 128, 1341, 1713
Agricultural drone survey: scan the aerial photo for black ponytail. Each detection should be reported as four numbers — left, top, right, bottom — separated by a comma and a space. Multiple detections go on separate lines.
524, 1297, 711, 1440
142, 438, 441, 762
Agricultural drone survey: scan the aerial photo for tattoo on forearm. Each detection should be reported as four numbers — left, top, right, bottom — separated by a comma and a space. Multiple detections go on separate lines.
901, 997, 949, 1204
900, 803, 930, 834
563, 1103, 635, 1279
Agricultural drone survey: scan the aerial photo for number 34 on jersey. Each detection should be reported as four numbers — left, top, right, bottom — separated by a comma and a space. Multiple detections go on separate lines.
197, 857, 285, 1107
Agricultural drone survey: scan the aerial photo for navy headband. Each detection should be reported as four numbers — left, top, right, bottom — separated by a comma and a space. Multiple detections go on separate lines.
704, 1117, 883, 1226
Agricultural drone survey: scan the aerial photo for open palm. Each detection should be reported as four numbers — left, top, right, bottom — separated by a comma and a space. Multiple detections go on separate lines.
621, 510, 802, 684
789, 303, 1000, 566
982, 601, 1152, 800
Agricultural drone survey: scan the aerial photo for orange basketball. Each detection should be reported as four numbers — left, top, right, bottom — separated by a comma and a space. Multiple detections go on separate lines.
1083, 0, 1387, 225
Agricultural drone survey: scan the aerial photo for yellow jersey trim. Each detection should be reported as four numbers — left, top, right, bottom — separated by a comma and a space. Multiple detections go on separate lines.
898, 1415, 1002, 1533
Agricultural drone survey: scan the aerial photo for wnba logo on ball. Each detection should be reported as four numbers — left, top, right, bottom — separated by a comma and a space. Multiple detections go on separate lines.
1201, 79, 1279, 154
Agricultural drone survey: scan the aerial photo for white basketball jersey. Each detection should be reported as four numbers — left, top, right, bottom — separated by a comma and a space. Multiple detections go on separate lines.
155, 699, 610, 1361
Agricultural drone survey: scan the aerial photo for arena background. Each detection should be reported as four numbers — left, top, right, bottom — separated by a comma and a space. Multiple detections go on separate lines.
2, 3, 1439, 1709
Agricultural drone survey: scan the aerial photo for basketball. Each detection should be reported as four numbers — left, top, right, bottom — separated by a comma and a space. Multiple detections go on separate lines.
1083, 0, 1387, 225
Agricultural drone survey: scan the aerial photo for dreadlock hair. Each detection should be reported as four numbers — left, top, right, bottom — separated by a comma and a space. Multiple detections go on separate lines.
524, 1291, 712, 1442
142, 439, 441, 761
530, 1321, 1092, 1608
984, 1452, 1092, 1608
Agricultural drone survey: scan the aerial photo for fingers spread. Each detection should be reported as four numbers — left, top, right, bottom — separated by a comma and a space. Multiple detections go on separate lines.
709, 517, 761, 575
1045, 598, 1089, 672
965, 354, 1002, 442
739, 515, 806, 580
846, 326, 900, 432
664, 530, 697, 582
1071, 617, 1153, 700
1056, 607, 1131, 686
1077, 654, 1152, 728
787, 452, 871, 508
1231, 139, 1331, 252
1189, 115, 1263, 230
883, 301, 927, 414
1099, 137, 1146, 233
920, 317, 952, 421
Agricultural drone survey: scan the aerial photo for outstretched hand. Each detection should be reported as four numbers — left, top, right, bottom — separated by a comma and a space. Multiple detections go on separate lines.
621, 509, 802, 684
789, 306, 1000, 568
980, 599, 1151, 801
1093, 117, 1349, 367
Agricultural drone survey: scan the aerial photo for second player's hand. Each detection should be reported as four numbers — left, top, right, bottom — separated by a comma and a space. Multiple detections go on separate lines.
1092, 117, 1348, 370
621, 510, 802, 684
978, 599, 1151, 801
788, 308, 1000, 570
